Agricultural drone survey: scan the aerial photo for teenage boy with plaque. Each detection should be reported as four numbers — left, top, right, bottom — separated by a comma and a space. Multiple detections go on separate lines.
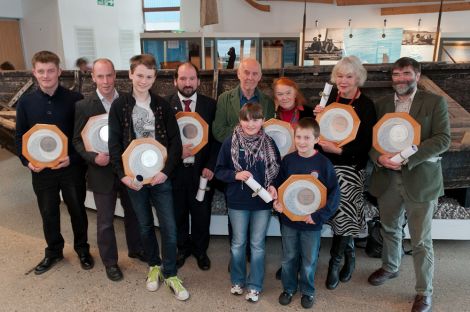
166, 62, 219, 271
15, 51, 93, 274
108, 54, 189, 301
73, 58, 144, 281
273, 117, 340, 309
368, 57, 450, 312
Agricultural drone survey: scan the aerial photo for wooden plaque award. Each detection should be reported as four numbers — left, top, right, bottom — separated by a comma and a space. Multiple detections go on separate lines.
81, 113, 109, 153
316, 103, 360, 147
175, 112, 208, 155
373, 112, 421, 154
263, 118, 295, 158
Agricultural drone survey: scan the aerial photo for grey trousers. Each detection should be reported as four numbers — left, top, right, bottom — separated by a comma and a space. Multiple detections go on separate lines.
377, 171, 436, 296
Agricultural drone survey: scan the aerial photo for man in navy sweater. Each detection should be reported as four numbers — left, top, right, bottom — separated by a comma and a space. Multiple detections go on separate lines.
15, 51, 93, 275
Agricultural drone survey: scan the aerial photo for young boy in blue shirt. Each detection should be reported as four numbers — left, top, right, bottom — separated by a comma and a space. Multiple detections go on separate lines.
273, 117, 340, 309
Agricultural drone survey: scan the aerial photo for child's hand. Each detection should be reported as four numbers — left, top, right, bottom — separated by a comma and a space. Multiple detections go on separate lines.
304, 215, 315, 224
235, 171, 252, 181
273, 200, 283, 213
267, 185, 278, 200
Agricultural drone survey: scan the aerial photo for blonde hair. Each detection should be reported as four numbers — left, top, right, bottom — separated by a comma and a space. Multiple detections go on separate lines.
331, 56, 367, 87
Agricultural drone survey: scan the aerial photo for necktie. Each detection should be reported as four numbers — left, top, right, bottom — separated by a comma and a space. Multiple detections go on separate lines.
183, 99, 192, 112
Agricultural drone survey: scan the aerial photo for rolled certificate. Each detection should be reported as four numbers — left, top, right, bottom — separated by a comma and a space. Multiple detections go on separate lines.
245, 176, 273, 203
319, 82, 333, 108
183, 155, 195, 164
196, 176, 208, 202
390, 145, 418, 164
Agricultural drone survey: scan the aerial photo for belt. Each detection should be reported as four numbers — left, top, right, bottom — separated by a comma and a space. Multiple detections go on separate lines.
183, 162, 195, 168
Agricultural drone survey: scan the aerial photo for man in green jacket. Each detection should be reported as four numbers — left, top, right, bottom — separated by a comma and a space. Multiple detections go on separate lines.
367, 57, 450, 312
212, 58, 275, 143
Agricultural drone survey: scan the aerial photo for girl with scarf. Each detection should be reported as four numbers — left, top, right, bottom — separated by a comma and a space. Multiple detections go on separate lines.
215, 102, 281, 303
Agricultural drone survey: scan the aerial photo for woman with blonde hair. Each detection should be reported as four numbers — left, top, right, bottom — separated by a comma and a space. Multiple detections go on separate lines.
314, 55, 377, 290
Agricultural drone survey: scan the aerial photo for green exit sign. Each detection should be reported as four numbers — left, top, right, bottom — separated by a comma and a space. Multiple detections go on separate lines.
97, 0, 114, 6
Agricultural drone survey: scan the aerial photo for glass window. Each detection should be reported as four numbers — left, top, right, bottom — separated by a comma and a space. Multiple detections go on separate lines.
142, 38, 201, 69
261, 39, 298, 69
440, 39, 470, 63
215, 39, 257, 69
143, 0, 181, 31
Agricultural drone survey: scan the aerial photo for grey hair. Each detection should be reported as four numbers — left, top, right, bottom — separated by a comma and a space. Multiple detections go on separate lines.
330, 55, 367, 87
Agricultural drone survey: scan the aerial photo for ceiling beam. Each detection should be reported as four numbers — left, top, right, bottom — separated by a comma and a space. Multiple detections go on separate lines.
264, 0, 334, 3
381, 1, 470, 15
337, 0, 459, 5
244, 0, 271, 12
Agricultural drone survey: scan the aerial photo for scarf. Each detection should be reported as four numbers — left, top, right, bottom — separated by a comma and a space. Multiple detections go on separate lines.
231, 124, 280, 188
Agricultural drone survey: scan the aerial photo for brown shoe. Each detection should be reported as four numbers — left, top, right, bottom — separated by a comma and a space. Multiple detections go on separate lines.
368, 268, 399, 286
411, 295, 432, 312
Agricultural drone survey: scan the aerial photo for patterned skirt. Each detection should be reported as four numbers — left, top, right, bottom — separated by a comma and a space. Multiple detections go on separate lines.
327, 165, 366, 236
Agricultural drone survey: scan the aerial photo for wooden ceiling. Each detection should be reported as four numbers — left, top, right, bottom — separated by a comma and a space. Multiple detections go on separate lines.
245, 0, 470, 15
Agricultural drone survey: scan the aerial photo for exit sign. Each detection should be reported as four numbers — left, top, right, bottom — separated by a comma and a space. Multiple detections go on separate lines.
97, 0, 114, 6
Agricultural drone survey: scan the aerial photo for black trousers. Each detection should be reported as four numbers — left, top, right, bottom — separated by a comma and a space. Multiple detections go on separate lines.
172, 165, 214, 257
93, 179, 143, 266
32, 164, 89, 258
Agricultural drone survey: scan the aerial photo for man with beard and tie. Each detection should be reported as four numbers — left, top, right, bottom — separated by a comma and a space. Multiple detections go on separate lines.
166, 62, 219, 270
367, 57, 450, 312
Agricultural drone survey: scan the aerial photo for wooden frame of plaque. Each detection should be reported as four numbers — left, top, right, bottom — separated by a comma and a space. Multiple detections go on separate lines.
81, 113, 109, 153
22, 123, 68, 168
373, 112, 421, 155
175, 111, 208, 155
278, 174, 327, 222
263, 118, 296, 157
316, 102, 361, 147
122, 138, 168, 184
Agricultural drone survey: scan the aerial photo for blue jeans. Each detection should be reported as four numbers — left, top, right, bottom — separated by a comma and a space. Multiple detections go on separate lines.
281, 225, 321, 297
228, 208, 271, 292
127, 180, 177, 278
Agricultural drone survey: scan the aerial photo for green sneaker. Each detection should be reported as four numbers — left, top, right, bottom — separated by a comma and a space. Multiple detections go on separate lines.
165, 276, 190, 301
146, 265, 162, 291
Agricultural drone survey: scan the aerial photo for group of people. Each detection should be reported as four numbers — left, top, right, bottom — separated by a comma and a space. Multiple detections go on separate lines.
14, 51, 449, 312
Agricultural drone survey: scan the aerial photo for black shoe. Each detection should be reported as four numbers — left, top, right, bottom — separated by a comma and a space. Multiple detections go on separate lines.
78, 252, 94, 270
128, 250, 146, 263
368, 268, 399, 286
301, 294, 314, 309
275, 267, 282, 280
105, 264, 123, 282
278, 291, 293, 305
176, 251, 190, 269
196, 254, 211, 271
411, 295, 432, 312
34, 255, 64, 275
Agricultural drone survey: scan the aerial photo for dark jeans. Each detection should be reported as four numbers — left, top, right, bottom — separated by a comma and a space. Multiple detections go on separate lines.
93, 178, 143, 266
127, 180, 177, 278
32, 164, 89, 257
173, 166, 214, 257
281, 225, 321, 297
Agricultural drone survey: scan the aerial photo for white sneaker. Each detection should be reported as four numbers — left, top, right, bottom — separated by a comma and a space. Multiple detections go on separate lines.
146, 265, 162, 291
245, 289, 260, 303
230, 284, 244, 295
165, 276, 190, 301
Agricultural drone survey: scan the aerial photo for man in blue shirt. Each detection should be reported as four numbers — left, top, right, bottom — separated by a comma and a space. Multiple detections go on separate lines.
15, 50, 93, 275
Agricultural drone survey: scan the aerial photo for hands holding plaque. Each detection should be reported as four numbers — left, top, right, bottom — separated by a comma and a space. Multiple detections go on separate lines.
316, 103, 361, 147
122, 138, 167, 185
276, 174, 326, 222
175, 112, 208, 156
22, 123, 68, 169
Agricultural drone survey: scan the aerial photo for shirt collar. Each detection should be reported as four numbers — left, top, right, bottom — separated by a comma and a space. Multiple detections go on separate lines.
96, 88, 119, 103
239, 87, 259, 104
394, 87, 417, 104
177, 91, 197, 104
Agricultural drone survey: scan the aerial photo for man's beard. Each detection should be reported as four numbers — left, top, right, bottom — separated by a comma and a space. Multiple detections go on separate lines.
178, 86, 196, 98
393, 80, 417, 96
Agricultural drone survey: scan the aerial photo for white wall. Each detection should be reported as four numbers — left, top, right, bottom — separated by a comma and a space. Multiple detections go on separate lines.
183, 0, 470, 36
57, 0, 143, 69
0, 0, 22, 18
21, 0, 64, 69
